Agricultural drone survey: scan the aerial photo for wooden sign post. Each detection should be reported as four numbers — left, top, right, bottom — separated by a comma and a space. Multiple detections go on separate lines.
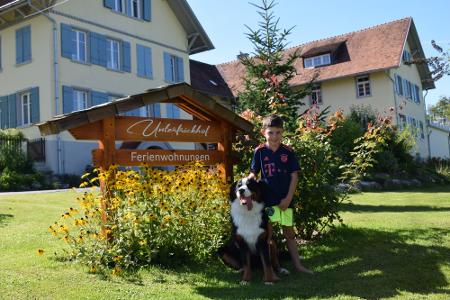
38, 84, 254, 227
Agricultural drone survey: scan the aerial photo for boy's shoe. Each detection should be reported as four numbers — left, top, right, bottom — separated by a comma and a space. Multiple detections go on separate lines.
276, 267, 290, 276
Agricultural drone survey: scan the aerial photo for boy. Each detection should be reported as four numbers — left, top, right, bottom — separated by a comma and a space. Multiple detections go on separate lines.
248, 114, 313, 274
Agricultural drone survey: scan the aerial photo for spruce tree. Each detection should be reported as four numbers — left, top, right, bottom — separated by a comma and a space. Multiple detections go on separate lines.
237, 0, 308, 132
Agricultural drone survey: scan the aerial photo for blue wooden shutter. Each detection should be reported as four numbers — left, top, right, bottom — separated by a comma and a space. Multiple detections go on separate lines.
137, 44, 145, 76
7, 94, 17, 128
122, 41, 131, 72
147, 47, 153, 78
104, 0, 114, 9
91, 91, 109, 106
16, 28, 23, 64
30, 87, 40, 123
62, 86, 74, 114
142, 0, 151, 21
163, 52, 172, 82
176, 56, 184, 82
0, 96, 7, 129
153, 103, 160, 117
90, 32, 107, 67
61, 24, 72, 59
23, 26, 31, 62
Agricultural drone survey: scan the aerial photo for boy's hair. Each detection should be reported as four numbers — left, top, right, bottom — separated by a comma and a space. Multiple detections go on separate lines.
262, 115, 284, 129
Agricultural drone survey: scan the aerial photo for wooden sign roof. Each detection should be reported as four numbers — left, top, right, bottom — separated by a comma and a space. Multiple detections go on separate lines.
37, 83, 253, 136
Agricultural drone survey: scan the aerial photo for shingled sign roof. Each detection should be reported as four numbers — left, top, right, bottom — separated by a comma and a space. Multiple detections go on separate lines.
215, 17, 434, 97
37, 83, 253, 136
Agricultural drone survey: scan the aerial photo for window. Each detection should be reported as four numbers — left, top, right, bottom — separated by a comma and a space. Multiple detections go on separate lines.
395, 74, 403, 96
403, 79, 412, 99
113, 0, 125, 13
107, 39, 120, 70
16, 26, 31, 64
398, 114, 407, 129
137, 44, 152, 78
413, 84, 421, 104
21, 92, 31, 126
73, 89, 88, 111
309, 85, 322, 105
402, 50, 412, 65
164, 53, 184, 83
147, 103, 160, 117
303, 53, 331, 68
356, 75, 371, 97
166, 103, 180, 119
71, 29, 87, 62
129, 0, 140, 18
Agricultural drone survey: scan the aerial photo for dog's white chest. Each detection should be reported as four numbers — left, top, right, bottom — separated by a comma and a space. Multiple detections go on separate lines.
231, 200, 265, 253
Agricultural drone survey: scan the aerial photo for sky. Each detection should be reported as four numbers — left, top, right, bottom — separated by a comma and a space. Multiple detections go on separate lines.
188, 0, 450, 108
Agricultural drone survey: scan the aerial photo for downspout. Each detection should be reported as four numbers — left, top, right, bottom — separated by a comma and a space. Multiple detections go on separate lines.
28, 1, 63, 173
423, 89, 431, 159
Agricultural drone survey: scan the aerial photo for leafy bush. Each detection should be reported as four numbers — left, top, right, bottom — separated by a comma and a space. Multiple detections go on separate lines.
50, 163, 230, 275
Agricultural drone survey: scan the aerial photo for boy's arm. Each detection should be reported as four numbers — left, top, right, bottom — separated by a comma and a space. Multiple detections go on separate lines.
278, 171, 298, 210
248, 172, 258, 180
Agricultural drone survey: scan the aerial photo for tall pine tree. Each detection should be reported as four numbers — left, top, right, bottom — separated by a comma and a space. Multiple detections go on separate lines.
237, 0, 309, 132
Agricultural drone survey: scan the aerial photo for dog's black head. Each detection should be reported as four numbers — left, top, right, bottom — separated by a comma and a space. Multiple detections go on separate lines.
230, 177, 264, 211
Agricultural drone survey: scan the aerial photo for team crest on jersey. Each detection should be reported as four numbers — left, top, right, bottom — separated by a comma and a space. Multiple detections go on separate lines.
280, 154, 288, 163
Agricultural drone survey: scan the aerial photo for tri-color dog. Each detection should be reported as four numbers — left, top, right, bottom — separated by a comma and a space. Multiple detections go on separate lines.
219, 177, 280, 284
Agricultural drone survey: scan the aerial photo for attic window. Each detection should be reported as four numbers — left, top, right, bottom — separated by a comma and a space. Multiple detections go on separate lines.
304, 53, 331, 68
209, 80, 218, 86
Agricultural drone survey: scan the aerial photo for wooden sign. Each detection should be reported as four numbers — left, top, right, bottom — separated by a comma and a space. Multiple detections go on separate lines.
69, 117, 222, 142
93, 149, 223, 167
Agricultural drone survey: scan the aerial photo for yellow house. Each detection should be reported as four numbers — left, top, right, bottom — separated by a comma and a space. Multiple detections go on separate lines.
0, 0, 213, 174
205, 18, 436, 159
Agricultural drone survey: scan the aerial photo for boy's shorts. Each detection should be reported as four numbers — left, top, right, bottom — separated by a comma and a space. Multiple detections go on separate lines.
267, 206, 293, 226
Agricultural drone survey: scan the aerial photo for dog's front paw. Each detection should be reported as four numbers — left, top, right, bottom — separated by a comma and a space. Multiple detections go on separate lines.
240, 280, 250, 285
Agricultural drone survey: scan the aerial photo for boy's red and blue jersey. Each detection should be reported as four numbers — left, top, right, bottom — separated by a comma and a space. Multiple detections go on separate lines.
250, 143, 300, 207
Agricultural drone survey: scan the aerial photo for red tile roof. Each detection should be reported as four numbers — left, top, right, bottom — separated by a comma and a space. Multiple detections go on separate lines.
216, 18, 420, 97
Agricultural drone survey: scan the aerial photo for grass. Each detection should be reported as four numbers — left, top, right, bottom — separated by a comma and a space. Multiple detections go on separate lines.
1, 187, 450, 299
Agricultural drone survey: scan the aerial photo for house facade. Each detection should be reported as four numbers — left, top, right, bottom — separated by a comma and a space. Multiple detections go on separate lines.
0, 0, 213, 174
206, 18, 435, 159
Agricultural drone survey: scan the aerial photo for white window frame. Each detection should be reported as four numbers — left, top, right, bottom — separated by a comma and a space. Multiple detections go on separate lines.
21, 92, 31, 126
395, 74, 403, 96
304, 53, 331, 69
403, 50, 412, 65
106, 38, 121, 70
309, 85, 322, 105
169, 55, 179, 82
356, 75, 371, 98
398, 114, 407, 129
413, 84, 421, 104
71, 29, 87, 63
73, 89, 88, 111
130, 0, 141, 18
113, 0, 125, 13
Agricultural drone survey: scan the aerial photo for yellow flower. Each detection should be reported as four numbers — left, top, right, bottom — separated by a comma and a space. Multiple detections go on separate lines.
59, 225, 69, 233
112, 267, 122, 275
113, 255, 123, 262
37, 249, 44, 256
89, 266, 97, 273
138, 240, 146, 246
179, 219, 187, 225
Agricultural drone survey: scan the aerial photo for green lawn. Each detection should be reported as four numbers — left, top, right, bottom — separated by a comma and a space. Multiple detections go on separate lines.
1, 187, 450, 299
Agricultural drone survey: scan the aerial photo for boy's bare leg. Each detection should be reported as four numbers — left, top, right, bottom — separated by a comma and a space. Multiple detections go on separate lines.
282, 226, 313, 274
